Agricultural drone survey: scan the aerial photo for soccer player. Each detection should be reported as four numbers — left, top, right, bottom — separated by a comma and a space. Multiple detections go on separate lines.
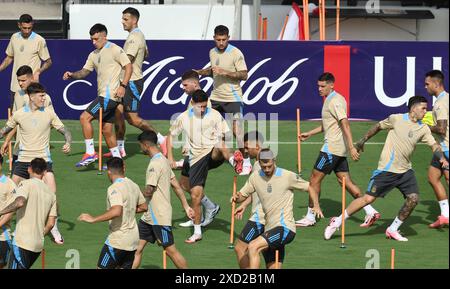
1, 65, 53, 174
0, 14, 52, 108
78, 157, 148, 269
195, 25, 251, 175
0, 155, 17, 269
295, 72, 380, 228
105, 7, 167, 158
0, 82, 71, 245
232, 149, 323, 269
63, 23, 132, 167
132, 131, 194, 269
233, 131, 267, 269
424, 70, 449, 228
178, 70, 219, 228
167, 89, 242, 243
0, 158, 57, 269
324, 96, 449, 241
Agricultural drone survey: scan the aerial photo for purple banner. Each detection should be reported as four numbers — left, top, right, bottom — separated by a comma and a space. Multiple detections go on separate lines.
0, 40, 448, 120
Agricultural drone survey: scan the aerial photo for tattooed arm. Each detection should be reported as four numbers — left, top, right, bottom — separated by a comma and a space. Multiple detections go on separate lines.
0, 196, 26, 216
0, 126, 14, 139
429, 119, 447, 136
142, 185, 157, 200
355, 122, 382, 153
194, 67, 212, 77
63, 68, 91, 80
57, 127, 72, 154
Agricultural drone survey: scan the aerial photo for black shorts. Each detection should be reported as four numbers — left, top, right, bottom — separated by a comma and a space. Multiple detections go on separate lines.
211, 100, 243, 119
10, 90, 15, 109
122, 79, 144, 113
262, 246, 286, 264
97, 243, 135, 269
138, 220, 174, 248
430, 151, 449, 171
239, 220, 265, 244
86, 96, 119, 123
261, 227, 295, 250
8, 243, 41, 269
181, 151, 225, 188
366, 169, 419, 198
314, 151, 349, 175
13, 161, 53, 179
0, 240, 11, 266
10, 154, 18, 178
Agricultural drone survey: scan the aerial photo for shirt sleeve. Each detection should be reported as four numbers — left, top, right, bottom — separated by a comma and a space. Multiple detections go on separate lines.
239, 175, 256, 197
379, 114, 395, 130
289, 172, 310, 192
82, 53, 95, 72
124, 34, 139, 58
6, 113, 18, 129
14, 182, 29, 200
421, 126, 438, 147
5, 37, 14, 57
170, 114, 184, 137
234, 49, 247, 71
146, 162, 161, 187
220, 115, 231, 136
114, 46, 131, 68
108, 187, 123, 207
38, 37, 50, 61
329, 98, 348, 121
49, 196, 58, 217
137, 191, 146, 206
50, 110, 65, 130
434, 103, 448, 121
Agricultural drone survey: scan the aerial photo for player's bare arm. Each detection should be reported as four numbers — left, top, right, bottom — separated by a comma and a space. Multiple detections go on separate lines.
171, 177, 195, 219
355, 122, 382, 153
135, 202, 148, 213
0, 126, 14, 139
429, 119, 447, 136
0, 127, 17, 155
127, 54, 135, 63
0, 55, 13, 72
142, 184, 157, 199
301, 125, 324, 141
234, 195, 252, 220
0, 212, 14, 228
116, 63, 132, 98
34, 58, 52, 80
63, 68, 90, 80
195, 67, 212, 76
232, 191, 248, 203
339, 118, 360, 161
0, 196, 26, 216
308, 185, 324, 219
57, 127, 72, 154
43, 216, 56, 235
78, 205, 123, 223
166, 134, 177, 168
432, 144, 449, 169
212, 67, 248, 81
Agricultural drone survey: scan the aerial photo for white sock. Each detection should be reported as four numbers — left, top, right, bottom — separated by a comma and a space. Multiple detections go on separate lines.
85, 139, 95, 155
201, 195, 216, 210
52, 217, 59, 232
110, 147, 121, 158
228, 156, 235, 166
117, 140, 125, 151
194, 224, 202, 236
305, 207, 316, 221
388, 217, 403, 232
363, 204, 377, 216
333, 210, 349, 227
439, 199, 449, 218
157, 133, 165, 145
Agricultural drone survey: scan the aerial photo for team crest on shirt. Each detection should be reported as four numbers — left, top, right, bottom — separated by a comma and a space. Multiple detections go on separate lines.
20, 45, 24, 52
267, 184, 272, 193
408, 130, 414, 138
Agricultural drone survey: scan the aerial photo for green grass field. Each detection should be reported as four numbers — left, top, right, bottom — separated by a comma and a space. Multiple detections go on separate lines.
1, 119, 448, 269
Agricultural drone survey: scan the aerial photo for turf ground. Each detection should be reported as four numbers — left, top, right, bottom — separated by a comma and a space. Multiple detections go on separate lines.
0, 119, 448, 269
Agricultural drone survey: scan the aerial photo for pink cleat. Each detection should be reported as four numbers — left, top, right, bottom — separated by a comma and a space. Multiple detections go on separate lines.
103, 148, 126, 158
385, 229, 408, 241
160, 136, 168, 157
360, 213, 381, 228
429, 215, 449, 228
76, 153, 98, 167
184, 234, 202, 244
295, 217, 316, 227
324, 217, 340, 240
233, 150, 244, 174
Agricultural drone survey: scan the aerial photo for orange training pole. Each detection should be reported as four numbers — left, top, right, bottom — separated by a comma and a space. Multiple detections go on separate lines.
304, 0, 310, 40
336, 0, 340, 40
275, 250, 279, 269
319, 0, 324, 40
98, 108, 103, 175
258, 13, 262, 40
296, 108, 301, 174
391, 248, 395, 269
340, 176, 346, 248
280, 14, 289, 40
41, 249, 45, 269
263, 18, 268, 40
7, 108, 12, 172
163, 249, 167, 269
322, 0, 326, 40
228, 176, 237, 249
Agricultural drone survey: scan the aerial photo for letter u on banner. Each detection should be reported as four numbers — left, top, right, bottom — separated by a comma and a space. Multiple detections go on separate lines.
324, 45, 351, 116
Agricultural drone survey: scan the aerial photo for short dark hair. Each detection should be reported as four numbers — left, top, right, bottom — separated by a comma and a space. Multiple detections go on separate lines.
107, 157, 124, 175
318, 72, 335, 83
26, 82, 46, 95
191, 89, 209, 103
407, 95, 428, 111
181, 70, 200, 82
244, 131, 264, 144
90, 23, 108, 36
19, 14, 33, 23
31, 158, 47, 175
137, 131, 158, 146
16, 65, 33, 77
214, 25, 229, 36
425, 70, 444, 85
122, 7, 140, 20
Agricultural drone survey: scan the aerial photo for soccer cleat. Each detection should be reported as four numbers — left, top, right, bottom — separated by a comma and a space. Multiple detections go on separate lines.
76, 153, 98, 167
201, 205, 221, 227
184, 233, 202, 244
324, 217, 340, 240
159, 136, 168, 157
295, 217, 316, 227
50, 226, 64, 245
385, 229, 408, 241
179, 220, 194, 227
103, 148, 126, 158
233, 150, 244, 174
239, 163, 253, 176
429, 215, 449, 228
360, 212, 381, 228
